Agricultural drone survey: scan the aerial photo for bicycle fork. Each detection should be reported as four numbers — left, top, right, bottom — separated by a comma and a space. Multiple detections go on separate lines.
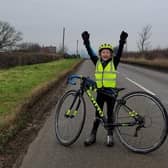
65, 90, 82, 118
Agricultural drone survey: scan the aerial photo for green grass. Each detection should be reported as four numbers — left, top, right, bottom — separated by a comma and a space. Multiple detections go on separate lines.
0, 58, 80, 117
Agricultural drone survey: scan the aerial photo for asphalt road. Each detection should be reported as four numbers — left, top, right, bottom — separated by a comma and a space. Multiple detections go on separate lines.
19, 60, 168, 168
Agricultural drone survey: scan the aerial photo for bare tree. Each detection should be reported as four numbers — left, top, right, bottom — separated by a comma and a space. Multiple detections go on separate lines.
0, 21, 22, 50
137, 25, 152, 52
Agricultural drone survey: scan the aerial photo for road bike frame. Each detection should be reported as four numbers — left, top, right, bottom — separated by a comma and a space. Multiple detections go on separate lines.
85, 88, 143, 130
66, 75, 144, 131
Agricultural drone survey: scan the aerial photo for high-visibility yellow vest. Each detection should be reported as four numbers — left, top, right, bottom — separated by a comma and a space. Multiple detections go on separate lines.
95, 59, 117, 88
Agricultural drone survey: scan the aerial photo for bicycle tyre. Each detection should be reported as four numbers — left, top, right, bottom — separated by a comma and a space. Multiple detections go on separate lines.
55, 90, 86, 146
115, 91, 168, 154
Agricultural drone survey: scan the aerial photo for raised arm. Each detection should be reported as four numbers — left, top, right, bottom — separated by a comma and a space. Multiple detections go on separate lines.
114, 31, 128, 68
81, 31, 98, 65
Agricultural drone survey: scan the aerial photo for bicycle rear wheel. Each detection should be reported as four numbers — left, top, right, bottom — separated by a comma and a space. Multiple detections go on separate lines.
115, 91, 168, 153
55, 90, 86, 146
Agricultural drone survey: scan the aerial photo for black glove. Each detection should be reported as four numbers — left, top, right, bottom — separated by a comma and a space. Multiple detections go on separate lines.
120, 31, 128, 44
81, 31, 90, 45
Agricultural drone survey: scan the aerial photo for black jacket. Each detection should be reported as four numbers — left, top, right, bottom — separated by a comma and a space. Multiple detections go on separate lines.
84, 41, 125, 69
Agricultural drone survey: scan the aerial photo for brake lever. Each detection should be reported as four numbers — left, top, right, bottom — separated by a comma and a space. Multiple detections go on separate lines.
67, 76, 76, 85
69, 80, 76, 85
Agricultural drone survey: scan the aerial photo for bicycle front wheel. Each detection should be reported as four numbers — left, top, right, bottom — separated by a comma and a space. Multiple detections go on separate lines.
55, 90, 86, 146
115, 91, 168, 153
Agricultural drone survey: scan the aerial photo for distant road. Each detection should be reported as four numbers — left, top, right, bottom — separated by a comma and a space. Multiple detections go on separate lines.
19, 60, 168, 168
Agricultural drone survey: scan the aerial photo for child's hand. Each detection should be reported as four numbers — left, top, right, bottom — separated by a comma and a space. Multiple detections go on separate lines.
120, 31, 128, 43
81, 31, 90, 44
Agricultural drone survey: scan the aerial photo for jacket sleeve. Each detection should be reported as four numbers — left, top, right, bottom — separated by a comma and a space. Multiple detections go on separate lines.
113, 41, 125, 69
84, 42, 98, 65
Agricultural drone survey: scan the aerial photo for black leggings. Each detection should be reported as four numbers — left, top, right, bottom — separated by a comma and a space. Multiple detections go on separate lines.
96, 90, 116, 124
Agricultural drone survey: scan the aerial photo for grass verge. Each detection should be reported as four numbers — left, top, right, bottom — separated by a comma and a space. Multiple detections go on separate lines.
0, 58, 83, 149
121, 58, 168, 71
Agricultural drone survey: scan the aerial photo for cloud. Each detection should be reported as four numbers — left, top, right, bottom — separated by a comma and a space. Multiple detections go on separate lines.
0, 0, 168, 52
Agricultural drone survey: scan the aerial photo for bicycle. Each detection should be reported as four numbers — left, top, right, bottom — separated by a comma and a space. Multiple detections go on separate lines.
55, 74, 168, 153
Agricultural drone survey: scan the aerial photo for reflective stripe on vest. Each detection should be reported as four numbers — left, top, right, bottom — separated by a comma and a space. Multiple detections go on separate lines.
95, 59, 117, 88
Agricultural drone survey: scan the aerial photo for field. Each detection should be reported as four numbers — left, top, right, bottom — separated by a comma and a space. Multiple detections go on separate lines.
0, 58, 81, 131
121, 49, 168, 69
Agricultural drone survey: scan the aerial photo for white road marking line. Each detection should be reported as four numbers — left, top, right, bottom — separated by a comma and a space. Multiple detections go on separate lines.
125, 77, 156, 95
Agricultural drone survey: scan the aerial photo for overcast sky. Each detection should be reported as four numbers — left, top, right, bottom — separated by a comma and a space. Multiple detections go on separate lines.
0, 0, 168, 53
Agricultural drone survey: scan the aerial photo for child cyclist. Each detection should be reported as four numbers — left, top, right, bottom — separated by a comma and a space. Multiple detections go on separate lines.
81, 30, 128, 147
